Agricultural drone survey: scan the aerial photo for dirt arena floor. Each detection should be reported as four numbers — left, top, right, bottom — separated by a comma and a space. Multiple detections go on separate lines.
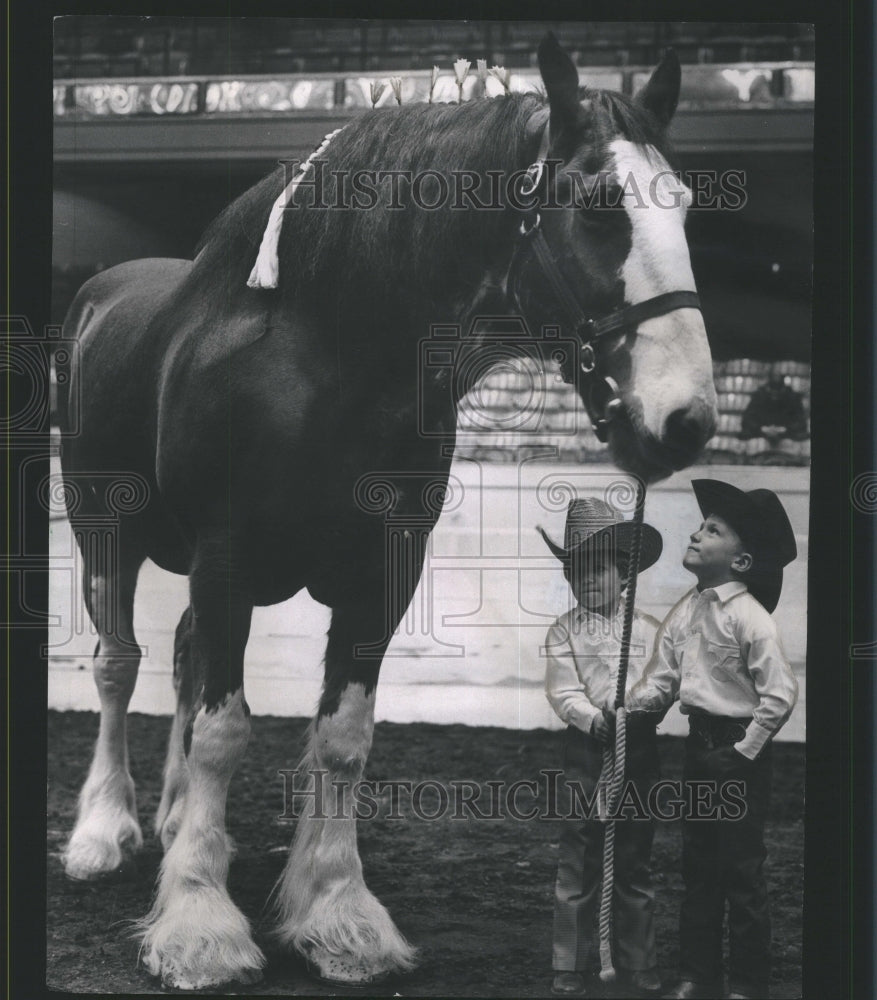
47, 712, 803, 997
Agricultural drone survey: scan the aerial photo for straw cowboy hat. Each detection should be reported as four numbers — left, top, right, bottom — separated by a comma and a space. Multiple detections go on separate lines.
691, 479, 797, 613
537, 497, 663, 575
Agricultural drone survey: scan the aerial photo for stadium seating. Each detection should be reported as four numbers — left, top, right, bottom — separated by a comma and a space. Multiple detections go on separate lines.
53, 18, 816, 78
454, 358, 810, 466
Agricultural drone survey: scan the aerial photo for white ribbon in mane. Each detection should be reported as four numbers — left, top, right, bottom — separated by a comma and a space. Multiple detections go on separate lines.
247, 127, 345, 290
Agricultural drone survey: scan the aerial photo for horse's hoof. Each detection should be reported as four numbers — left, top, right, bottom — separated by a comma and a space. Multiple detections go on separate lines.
304, 948, 395, 986
146, 950, 264, 992
63, 824, 142, 881
64, 856, 138, 883
64, 850, 138, 882
139, 884, 266, 992
158, 964, 263, 991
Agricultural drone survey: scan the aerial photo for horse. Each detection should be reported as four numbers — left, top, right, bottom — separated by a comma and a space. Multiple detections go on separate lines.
58, 34, 717, 989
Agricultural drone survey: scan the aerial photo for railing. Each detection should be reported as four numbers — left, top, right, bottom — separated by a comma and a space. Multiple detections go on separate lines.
53, 62, 814, 119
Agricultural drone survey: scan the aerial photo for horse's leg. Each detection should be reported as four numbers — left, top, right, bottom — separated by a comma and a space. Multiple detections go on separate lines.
154, 605, 195, 850
64, 533, 145, 880
154, 605, 236, 855
273, 599, 417, 983
139, 570, 265, 990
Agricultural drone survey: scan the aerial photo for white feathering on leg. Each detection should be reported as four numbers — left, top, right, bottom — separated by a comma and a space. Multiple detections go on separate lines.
272, 687, 416, 983
64, 765, 143, 879
64, 640, 143, 881
138, 691, 264, 989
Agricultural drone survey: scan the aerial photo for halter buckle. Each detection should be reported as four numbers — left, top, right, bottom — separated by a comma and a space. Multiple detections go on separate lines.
519, 159, 545, 198
519, 212, 541, 237
588, 376, 622, 442
580, 342, 597, 374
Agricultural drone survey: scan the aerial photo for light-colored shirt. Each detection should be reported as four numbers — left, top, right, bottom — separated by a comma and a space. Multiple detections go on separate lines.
544, 598, 660, 735
626, 581, 798, 759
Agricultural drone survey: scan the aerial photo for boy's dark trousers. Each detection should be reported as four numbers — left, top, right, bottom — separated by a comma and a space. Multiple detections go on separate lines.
552, 720, 659, 974
680, 714, 773, 997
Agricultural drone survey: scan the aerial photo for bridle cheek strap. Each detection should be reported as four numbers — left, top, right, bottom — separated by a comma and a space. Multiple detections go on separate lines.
517, 223, 702, 354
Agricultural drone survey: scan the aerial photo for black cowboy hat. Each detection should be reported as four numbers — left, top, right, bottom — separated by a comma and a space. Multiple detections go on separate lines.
537, 498, 663, 576
691, 479, 797, 613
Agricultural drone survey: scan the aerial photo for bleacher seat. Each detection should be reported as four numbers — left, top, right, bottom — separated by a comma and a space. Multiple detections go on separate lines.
52, 18, 817, 79
453, 356, 810, 467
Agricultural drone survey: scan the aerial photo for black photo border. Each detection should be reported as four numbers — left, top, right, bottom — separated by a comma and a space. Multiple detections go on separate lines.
4, 2, 873, 998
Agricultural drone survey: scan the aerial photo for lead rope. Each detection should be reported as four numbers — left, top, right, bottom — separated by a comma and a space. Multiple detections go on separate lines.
598, 478, 647, 984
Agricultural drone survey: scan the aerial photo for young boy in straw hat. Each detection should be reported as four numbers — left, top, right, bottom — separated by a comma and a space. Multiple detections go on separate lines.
626, 479, 798, 1000
540, 497, 665, 998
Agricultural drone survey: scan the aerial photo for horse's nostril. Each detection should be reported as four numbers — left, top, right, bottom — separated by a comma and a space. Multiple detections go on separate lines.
665, 401, 716, 454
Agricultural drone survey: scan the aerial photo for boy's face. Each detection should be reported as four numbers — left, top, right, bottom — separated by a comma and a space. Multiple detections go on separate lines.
566, 546, 627, 613
683, 513, 751, 587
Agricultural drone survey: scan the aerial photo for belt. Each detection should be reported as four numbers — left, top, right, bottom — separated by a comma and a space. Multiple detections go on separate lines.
688, 713, 752, 749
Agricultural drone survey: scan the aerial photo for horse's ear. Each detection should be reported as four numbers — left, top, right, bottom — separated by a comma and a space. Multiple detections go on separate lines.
636, 49, 681, 128
538, 33, 581, 137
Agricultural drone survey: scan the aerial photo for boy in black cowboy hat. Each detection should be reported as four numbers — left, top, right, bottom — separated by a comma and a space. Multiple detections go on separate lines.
540, 497, 665, 998
626, 480, 798, 1000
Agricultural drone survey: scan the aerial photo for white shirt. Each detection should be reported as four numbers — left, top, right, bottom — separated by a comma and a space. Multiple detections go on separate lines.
626, 581, 798, 759
544, 598, 660, 735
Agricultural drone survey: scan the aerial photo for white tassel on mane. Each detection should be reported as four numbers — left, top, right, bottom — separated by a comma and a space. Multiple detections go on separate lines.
247, 127, 345, 290
246, 59, 514, 290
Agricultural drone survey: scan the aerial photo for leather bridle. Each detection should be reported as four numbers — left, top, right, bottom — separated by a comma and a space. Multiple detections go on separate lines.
505, 128, 702, 443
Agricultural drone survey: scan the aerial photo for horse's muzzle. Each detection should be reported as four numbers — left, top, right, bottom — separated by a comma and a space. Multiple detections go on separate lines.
661, 399, 718, 465
600, 396, 717, 483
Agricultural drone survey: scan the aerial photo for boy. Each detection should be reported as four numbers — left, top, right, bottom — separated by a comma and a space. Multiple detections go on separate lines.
627, 479, 798, 1000
541, 497, 665, 998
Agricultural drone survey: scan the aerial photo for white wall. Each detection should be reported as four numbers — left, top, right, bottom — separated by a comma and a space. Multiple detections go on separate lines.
48, 459, 808, 739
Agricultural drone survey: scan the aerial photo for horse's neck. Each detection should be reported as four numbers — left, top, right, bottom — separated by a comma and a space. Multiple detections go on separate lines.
305, 105, 540, 325
279, 100, 546, 404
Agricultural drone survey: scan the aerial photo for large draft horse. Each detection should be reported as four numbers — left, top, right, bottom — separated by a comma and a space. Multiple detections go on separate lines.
60, 36, 716, 988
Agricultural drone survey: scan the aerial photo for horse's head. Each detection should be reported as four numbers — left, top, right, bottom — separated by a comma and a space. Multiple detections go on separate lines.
508, 34, 717, 483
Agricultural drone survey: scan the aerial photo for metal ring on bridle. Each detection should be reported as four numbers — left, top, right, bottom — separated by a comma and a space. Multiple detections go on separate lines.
580, 342, 597, 374
589, 375, 622, 442
519, 159, 545, 198
519, 212, 541, 237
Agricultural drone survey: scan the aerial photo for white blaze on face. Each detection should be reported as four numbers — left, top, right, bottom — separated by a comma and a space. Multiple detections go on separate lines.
610, 139, 695, 299
609, 139, 716, 443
